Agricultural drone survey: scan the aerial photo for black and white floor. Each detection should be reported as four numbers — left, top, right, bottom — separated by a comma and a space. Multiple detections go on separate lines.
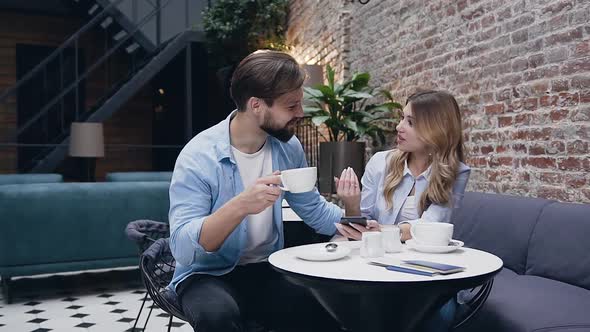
0, 268, 192, 332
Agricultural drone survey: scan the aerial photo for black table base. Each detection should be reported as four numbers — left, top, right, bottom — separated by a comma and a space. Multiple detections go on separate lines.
279, 270, 498, 332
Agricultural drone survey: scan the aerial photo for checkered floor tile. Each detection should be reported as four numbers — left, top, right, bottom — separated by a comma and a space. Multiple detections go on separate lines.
0, 269, 192, 332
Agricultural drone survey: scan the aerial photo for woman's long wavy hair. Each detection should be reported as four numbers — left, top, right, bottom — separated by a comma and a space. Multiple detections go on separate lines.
382, 90, 465, 213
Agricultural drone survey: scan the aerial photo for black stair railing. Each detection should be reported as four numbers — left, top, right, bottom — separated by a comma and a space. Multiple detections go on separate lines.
0, 0, 177, 172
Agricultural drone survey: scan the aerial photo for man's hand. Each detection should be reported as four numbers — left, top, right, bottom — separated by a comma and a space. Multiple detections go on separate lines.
335, 220, 380, 240
237, 171, 282, 215
335, 167, 361, 215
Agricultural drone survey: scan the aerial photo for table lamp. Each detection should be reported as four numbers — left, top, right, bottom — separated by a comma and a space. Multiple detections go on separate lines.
69, 122, 104, 182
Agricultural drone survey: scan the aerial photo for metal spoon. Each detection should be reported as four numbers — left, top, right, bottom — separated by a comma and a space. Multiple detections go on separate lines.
325, 243, 338, 252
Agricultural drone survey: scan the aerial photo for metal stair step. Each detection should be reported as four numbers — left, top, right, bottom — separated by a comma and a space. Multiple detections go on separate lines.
88, 4, 100, 15
125, 43, 140, 53
100, 17, 113, 29
113, 30, 128, 41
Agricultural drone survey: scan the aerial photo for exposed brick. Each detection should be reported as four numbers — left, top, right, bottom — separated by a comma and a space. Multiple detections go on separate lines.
481, 145, 494, 154
511, 29, 528, 44
549, 109, 569, 121
558, 157, 590, 171
561, 59, 590, 76
540, 95, 559, 107
488, 156, 515, 167
540, 172, 564, 185
541, 0, 574, 15
567, 140, 589, 154
484, 103, 505, 114
545, 47, 569, 63
522, 98, 538, 110
498, 116, 513, 127
551, 79, 569, 92
538, 186, 571, 201
574, 41, 589, 58
571, 76, 590, 89
566, 174, 588, 189
522, 157, 556, 169
544, 27, 584, 46
557, 92, 579, 106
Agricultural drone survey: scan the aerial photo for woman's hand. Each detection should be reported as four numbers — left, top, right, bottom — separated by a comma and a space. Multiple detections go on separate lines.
335, 167, 361, 216
335, 220, 381, 240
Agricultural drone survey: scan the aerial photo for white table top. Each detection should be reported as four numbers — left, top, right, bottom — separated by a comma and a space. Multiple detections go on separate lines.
269, 241, 503, 283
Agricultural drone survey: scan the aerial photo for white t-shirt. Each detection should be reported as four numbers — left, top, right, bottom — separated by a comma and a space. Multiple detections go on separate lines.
231, 139, 278, 265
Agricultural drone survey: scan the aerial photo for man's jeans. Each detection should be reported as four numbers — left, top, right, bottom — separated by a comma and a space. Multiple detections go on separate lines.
176, 262, 341, 332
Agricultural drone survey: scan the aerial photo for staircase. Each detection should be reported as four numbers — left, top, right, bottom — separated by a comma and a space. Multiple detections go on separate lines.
0, 0, 206, 173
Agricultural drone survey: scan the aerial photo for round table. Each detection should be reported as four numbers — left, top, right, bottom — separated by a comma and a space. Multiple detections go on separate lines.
269, 241, 503, 332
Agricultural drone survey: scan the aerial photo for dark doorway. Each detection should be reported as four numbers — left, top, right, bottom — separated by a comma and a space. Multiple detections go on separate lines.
151, 41, 209, 171
16, 44, 85, 171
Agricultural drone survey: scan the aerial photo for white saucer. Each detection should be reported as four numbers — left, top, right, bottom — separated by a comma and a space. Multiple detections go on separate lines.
406, 239, 464, 254
294, 245, 351, 261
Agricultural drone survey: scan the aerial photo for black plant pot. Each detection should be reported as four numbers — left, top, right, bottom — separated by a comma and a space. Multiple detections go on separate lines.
318, 141, 366, 194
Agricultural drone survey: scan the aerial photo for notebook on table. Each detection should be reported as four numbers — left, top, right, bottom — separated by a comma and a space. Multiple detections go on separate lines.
369, 258, 465, 276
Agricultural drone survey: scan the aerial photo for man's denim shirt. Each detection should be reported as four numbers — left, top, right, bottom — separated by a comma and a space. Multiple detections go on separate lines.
168, 112, 341, 290
360, 150, 471, 225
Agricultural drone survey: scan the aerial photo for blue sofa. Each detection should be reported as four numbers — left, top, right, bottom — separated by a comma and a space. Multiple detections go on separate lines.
453, 192, 590, 332
0, 173, 63, 185
0, 181, 170, 303
106, 171, 173, 182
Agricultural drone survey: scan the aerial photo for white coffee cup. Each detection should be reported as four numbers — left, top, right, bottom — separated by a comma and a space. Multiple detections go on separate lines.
279, 167, 317, 193
410, 222, 454, 247
360, 232, 385, 258
381, 225, 402, 253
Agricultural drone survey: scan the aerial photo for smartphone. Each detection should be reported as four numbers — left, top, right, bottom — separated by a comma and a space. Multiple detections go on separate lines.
340, 216, 368, 226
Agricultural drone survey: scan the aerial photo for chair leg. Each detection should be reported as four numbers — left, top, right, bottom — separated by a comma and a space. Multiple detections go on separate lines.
167, 315, 173, 332
142, 301, 155, 331
132, 292, 149, 331
1, 277, 12, 304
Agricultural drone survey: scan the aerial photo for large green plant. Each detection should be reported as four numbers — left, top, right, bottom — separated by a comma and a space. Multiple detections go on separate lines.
202, 0, 289, 67
304, 65, 402, 145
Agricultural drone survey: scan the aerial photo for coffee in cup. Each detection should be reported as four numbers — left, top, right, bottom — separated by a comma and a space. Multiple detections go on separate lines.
410, 222, 454, 246
279, 167, 317, 193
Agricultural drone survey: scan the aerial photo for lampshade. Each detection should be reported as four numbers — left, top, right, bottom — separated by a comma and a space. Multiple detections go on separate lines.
302, 64, 323, 88
69, 122, 105, 157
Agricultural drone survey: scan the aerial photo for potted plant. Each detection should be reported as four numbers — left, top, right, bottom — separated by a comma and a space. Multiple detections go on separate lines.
303, 65, 402, 193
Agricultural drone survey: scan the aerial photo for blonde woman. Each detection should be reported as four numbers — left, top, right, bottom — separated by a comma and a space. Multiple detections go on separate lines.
334, 90, 470, 331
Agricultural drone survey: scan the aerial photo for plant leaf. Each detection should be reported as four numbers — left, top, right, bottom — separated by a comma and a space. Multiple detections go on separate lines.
311, 115, 330, 126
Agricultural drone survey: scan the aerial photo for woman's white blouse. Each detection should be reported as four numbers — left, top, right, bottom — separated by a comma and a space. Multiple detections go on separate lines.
360, 150, 471, 225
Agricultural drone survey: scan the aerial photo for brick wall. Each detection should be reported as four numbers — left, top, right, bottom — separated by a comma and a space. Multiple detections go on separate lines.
287, 0, 590, 203
0, 11, 153, 177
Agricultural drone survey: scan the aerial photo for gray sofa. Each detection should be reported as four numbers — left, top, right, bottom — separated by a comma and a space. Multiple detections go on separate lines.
453, 192, 590, 332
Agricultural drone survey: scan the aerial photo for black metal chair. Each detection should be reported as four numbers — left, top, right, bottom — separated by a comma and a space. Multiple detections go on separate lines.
125, 219, 170, 331
141, 238, 187, 332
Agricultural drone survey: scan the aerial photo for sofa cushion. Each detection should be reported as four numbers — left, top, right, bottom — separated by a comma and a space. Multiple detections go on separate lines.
106, 172, 172, 182
0, 173, 63, 185
452, 192, 554, 274
457, 268, 590, 332
526, 201, 590, 290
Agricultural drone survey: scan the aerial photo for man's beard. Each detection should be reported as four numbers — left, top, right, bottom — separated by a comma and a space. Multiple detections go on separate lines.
261, 115, 299, 142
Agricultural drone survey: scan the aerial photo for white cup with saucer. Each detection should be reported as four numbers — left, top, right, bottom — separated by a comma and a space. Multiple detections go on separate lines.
410, 222, 454, 246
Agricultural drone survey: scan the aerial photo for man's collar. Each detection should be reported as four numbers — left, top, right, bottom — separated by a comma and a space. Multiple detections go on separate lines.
214, 110, 237, 163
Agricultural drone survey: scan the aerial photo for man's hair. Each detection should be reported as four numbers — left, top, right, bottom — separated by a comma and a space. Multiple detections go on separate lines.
230, 50, 305, 111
